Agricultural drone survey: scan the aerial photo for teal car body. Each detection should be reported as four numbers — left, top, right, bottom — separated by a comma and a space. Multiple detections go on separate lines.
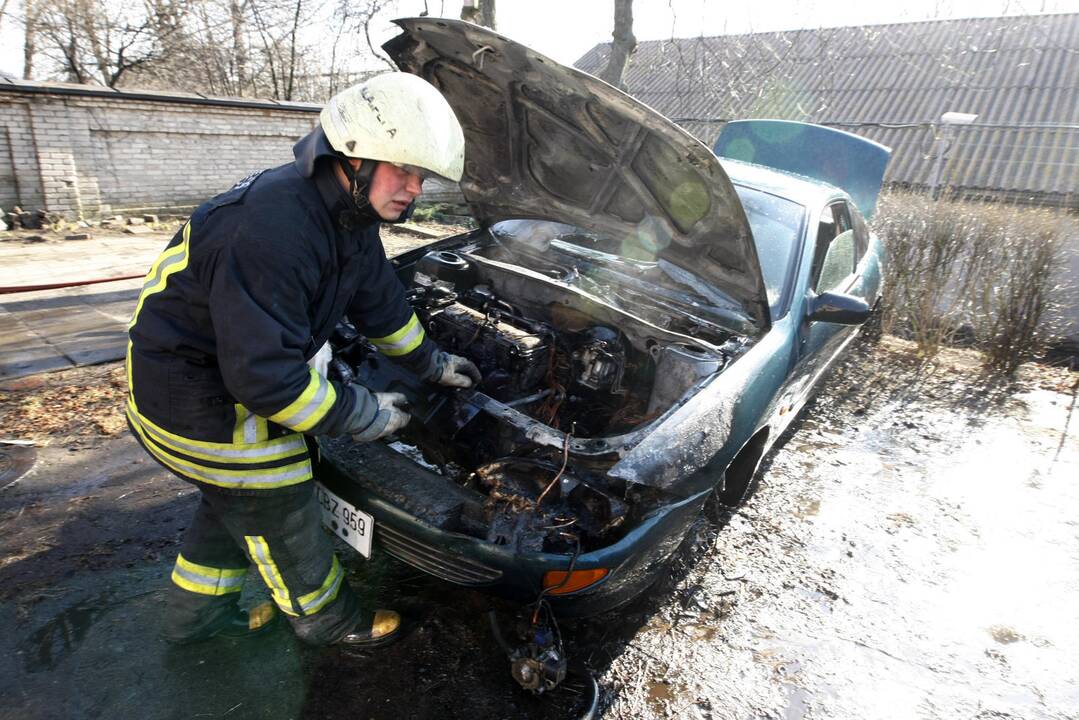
314, 21, 888, 616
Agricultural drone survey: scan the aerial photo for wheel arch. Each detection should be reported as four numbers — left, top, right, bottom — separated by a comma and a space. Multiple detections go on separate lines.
716, 424, 772, 507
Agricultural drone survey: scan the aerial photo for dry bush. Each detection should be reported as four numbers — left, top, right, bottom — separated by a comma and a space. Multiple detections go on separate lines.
873, 192, 968, 353
872, 190, 1072, 373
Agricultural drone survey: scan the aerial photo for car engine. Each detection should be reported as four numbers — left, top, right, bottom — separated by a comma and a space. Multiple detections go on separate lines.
407, 251, 650, 440
329, 247, 742, 553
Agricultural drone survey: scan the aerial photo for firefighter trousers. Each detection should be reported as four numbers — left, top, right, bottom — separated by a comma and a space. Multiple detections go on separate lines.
165, 480, 363, 645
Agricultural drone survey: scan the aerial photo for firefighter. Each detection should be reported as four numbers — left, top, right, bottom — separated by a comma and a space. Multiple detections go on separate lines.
126, 73, 480, 647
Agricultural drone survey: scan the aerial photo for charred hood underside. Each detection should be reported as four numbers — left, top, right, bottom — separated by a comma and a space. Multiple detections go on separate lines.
383, 18, 770, 332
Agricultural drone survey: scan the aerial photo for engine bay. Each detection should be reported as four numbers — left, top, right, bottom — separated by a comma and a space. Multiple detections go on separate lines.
329, 234, 752, 553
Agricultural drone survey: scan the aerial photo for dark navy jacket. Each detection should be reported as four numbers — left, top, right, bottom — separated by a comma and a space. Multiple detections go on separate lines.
125, 129, 435, 490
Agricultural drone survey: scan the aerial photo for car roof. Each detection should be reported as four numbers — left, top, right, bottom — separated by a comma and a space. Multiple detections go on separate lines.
719, 157, 846, 209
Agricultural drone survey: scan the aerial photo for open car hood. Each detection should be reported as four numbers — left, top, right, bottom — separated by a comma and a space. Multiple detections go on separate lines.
384, 18, 770, 332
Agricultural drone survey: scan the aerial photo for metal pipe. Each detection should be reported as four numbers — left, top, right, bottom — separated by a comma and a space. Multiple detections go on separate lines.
504, 388, 553, 407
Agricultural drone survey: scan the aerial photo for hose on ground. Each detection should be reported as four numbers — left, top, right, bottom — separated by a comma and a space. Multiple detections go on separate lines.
0, 273, 143, 295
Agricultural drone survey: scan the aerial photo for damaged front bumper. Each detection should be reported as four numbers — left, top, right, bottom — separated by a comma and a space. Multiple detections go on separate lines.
314, 437, 709, 617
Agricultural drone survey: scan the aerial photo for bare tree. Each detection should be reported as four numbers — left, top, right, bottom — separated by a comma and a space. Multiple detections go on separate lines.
600, 0, 635, 90
33, 0, 162, 86
23, 0, 43, 78
17, 0, 411, 100
329, 0, 395, 74
229, 0, 248, 92
246, 0, 322, 99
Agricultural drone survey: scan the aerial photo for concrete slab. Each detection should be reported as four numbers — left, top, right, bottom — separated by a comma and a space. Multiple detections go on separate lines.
0, 288, 140, 379
0, 310, 70, 379
0, 341, 73, 379
0, 232, 153, 378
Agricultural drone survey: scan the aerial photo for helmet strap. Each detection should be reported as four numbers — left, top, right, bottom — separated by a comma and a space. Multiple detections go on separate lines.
337, 157, 419, 226
338, 157, 378, 223
394, 199, 417, 223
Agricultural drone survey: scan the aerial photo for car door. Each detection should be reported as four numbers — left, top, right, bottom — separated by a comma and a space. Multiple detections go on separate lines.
789, 200, 867, 404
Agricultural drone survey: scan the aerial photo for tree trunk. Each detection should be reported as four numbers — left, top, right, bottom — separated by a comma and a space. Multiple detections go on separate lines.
600, 0, 636, 91
22, 0, 38, 79
284, 0, 301, 100
230, 0, 248, 95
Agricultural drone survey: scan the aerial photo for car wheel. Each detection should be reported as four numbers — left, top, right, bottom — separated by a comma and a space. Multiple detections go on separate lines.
715, 429, 769, 507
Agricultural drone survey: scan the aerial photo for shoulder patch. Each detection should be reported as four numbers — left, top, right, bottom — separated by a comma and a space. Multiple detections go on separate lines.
203, 169, 268, 216
231, 170, 265, 191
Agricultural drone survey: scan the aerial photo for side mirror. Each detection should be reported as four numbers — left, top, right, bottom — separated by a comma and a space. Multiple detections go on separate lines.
807, 291, 871, 325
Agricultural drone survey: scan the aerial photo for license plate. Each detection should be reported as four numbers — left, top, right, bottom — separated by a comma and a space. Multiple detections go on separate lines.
316, 483, 373, 558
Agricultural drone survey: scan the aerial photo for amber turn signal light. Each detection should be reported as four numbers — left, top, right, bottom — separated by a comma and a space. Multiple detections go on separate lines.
542, 568, 609, 595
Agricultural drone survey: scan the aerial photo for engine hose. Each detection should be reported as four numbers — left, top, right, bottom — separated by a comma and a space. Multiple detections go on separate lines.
0, 273, 144, 295
487, 610, 600, 719
570, 667, 600, 720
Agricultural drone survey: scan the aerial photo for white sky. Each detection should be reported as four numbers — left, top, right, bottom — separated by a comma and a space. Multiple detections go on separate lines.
2, 0, 1079, 80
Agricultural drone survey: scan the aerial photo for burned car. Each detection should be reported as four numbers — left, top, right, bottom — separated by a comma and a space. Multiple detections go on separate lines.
314, 18, 888, 617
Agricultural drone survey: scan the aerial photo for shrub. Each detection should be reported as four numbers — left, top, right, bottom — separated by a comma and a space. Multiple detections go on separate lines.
871, 191, 1072, 373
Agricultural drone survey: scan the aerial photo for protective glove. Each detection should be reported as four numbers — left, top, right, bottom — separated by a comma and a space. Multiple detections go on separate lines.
431, 352, 482, 388
350, 391, 410, 442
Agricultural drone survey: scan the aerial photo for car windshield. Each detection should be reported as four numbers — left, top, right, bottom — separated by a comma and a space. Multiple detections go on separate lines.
733, 185, 805, 317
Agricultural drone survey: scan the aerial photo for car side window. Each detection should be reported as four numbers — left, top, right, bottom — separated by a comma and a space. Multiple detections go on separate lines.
814, 202, 855, 293
849, 202, 869, 259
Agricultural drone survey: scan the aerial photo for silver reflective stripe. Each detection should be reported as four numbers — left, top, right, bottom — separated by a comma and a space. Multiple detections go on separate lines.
173, 564, 245, 591
299, 564, 343, 613
147, 441, 312, 487
284, 378, 330, 430
129, 405, 305, 461
142, 250, 188, 295
372, 322, 424, 355
243, 409, 260, 444
247, 538, 289, 599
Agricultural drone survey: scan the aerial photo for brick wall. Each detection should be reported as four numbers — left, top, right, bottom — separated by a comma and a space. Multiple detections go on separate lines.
0, 98, 45, 210
0, 81, 322, 217
0, 79, 468, 218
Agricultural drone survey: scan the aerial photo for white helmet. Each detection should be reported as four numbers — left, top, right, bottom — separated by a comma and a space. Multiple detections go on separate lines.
320, 73, 465, 183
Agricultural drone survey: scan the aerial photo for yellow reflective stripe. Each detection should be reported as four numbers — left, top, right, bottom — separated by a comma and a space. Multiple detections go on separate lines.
245, 536, 296, 615
171, 554, 246, 595
291, 377, 336, 432
128, 414, 312, 490
233, 404, 269, 445
171, 572, 237, 596
176, 554, 247, 578
128, 222, 191, 331
127, 223, 192, 411
233, 405, 250, 444
369, 313, 425, 357
369, 312, 421, 346
268, 368, 337, 432
296, 556, 344, 614
127, 402, 304, 463
126, 339, 135, 406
